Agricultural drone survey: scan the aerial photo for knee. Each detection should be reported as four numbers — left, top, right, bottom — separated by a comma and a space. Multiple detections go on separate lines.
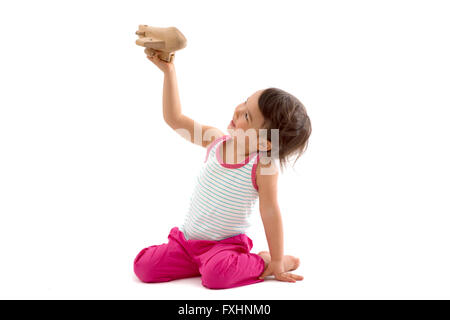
133, 246, 160, 283
201, 256, 238, 289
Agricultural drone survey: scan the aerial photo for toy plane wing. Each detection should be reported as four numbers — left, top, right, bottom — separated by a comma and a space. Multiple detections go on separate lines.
135, 37, 165, 49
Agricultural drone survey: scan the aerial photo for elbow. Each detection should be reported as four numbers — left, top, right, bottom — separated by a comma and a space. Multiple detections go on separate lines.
164, 115, 180, 129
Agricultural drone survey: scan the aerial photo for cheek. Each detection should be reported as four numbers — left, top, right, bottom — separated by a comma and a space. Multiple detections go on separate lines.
237, 119, 249, 128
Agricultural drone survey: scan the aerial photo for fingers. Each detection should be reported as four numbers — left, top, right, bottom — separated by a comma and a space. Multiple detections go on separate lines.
259, 264, 304, 283
277, 273, 296, 283
292, 274, 304, 281
145, 50, 164, 64
144, 48, 157, 57
145, 48, 160, 64
260, 270, 304, 283
275, 272, 304, 283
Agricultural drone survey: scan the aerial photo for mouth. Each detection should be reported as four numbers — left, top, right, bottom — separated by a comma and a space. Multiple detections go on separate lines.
230, 120, 235, 128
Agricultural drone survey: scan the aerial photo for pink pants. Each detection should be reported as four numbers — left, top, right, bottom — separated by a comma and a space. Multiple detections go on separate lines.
133, 227, 265, 289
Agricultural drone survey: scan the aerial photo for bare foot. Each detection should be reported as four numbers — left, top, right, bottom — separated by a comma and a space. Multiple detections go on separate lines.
258, 251, 300, 272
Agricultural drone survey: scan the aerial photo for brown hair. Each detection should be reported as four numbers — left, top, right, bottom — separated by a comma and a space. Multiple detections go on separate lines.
258, 87, 312, 173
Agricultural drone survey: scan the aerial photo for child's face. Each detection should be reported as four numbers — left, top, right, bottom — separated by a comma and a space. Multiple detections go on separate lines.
227, 90, 265, 134
227, 90, 270, 152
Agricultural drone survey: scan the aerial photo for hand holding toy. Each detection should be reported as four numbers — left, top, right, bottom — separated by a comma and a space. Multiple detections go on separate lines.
135, 25, 187, 63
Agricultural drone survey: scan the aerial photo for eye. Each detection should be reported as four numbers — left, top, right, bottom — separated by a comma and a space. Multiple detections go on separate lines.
245, 113, 249, 121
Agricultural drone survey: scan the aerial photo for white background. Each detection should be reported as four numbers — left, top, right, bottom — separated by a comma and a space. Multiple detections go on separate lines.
1, 0, 449, 299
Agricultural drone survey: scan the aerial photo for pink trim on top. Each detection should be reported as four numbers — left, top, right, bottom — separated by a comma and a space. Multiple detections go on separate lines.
251, 153, 261, 191
204, 135, 229, 163
216, 135, 257, 169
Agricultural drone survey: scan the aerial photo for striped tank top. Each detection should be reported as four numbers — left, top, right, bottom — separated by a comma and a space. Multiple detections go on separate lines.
180, 135, 261, 241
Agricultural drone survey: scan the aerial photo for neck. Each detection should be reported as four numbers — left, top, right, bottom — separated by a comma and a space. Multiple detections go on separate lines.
227, 137, 256, 160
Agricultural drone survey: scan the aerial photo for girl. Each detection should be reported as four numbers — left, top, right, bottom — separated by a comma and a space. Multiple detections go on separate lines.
134, 48, 312, 289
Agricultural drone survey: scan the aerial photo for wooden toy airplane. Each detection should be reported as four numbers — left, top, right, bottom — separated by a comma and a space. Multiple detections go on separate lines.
135, 25, 187, 63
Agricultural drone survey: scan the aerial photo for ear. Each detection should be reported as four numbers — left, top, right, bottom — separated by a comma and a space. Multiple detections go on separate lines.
257, 137, 272, 152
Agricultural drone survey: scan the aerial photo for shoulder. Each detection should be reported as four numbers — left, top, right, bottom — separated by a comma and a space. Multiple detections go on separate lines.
255, 156, 279, 190
255, 156, 279, 209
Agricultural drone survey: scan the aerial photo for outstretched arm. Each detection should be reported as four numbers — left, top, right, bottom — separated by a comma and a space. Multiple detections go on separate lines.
146, 49, 224, 148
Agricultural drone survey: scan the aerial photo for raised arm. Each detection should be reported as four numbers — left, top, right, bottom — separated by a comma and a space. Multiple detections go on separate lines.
146, 49, 225, 148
